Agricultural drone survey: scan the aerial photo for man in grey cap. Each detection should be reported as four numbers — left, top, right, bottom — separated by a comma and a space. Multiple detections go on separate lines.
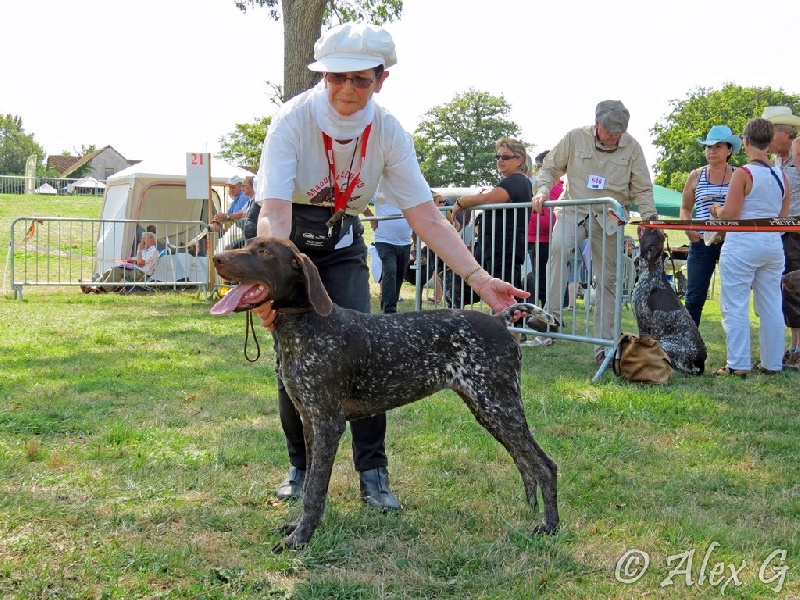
210, 175, 253, 246
532, 100, 657, 364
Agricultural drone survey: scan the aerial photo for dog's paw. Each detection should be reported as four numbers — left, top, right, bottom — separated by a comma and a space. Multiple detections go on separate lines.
524, 308, 559, 333
512, 303, 558, 329
531, 521, 560, 535
271, 530, 309, 553
498, 303, 556, 329
526, 315, 559, 333
275, 520, 299, 536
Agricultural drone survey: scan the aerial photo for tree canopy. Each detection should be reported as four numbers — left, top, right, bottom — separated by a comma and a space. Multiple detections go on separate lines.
234, 0, 402, 101
0, 114, 45, 175
652, 84, 800, 191
413, 89, 524, 187
218, 116, 272, 170
235, 0, 402, 23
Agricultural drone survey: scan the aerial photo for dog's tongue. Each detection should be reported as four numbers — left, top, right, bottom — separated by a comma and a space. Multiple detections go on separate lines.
210, 284, 257, 315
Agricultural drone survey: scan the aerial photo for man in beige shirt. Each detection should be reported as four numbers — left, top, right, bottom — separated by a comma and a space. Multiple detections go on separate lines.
532, 100, 657, 363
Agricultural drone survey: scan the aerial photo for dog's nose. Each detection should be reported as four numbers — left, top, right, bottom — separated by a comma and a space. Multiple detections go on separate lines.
213, 255, 228, 266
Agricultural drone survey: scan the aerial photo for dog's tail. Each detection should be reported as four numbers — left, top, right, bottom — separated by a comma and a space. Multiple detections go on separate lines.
497, 303, 559, 332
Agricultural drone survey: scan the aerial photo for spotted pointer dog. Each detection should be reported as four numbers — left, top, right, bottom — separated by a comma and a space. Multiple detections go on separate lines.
211, 237, 560, 551
632, 228, 707, 375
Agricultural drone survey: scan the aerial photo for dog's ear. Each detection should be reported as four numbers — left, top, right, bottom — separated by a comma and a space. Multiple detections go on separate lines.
297, 253, 333, 316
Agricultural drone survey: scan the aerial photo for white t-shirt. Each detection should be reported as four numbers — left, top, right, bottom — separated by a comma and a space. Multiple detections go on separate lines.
373, 200, 412, 246
140, 245, 159, 276
256, 87, 431, 215
120, 245, 158, 276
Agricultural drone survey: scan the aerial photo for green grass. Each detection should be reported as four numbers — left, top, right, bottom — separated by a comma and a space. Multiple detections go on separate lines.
1, 194, 798, 598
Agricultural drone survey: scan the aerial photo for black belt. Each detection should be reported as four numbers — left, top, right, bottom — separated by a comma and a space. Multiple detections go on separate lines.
293, 204, 361, 230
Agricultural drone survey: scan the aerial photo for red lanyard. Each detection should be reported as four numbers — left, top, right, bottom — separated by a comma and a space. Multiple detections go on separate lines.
322, 123, 372, 213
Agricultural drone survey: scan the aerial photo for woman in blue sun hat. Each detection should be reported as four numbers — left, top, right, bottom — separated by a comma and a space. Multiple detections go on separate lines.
679, 125, 743, 326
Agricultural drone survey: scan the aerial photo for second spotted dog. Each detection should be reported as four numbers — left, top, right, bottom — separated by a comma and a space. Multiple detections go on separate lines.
633, 228, 707, 375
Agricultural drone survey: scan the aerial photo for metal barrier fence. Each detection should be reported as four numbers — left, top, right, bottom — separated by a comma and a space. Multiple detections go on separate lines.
7, 199, 630, 378
377, 197, 630, 381
6, 217, 216, 299
0, 175, 106, 195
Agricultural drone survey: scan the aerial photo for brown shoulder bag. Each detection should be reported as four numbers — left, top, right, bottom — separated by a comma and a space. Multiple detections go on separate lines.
612, 332, 673, 384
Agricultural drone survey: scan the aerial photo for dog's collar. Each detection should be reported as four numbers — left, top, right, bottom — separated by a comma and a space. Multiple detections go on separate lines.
275, 307, 314, 315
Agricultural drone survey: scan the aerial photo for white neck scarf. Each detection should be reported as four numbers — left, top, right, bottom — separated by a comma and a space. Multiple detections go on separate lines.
311, 80, 374, 140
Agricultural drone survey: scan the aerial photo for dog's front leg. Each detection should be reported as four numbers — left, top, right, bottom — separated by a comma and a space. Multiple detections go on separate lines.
273, 403, 315, 539
273, 413, 346, 552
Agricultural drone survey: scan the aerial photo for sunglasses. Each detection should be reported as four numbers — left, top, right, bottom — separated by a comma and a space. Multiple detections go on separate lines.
325, 73, 375, 89
495, 154, 519, 161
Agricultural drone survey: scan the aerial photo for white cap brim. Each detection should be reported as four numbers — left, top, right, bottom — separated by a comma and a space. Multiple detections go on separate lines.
308, 53, 385, 73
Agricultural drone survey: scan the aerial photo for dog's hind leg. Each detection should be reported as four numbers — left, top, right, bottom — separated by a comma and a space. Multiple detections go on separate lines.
273, 414, 346, 552
457, 387, 559, 534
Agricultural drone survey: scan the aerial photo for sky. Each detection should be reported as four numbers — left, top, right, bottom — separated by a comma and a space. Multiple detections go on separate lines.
3, 0, 796, 177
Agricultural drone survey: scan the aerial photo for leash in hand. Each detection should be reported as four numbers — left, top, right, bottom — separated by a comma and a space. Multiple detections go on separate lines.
244, 311, 261, 363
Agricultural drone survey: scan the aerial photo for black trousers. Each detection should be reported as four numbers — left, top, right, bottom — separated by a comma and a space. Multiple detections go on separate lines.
277, 229, 387, 472
527, 241, 550, 308
782, 231, 800, 328
375, 241, 411, 314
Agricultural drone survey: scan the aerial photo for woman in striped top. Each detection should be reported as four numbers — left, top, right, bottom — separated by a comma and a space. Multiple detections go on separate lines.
680, 125, 742, 325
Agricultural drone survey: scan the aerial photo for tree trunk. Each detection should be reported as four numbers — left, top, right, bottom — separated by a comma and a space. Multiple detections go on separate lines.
282, 0, 326, 101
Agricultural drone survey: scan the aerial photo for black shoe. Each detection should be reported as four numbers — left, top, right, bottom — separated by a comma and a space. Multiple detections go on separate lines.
359, 467, 401, 511
275, 466, 305, 501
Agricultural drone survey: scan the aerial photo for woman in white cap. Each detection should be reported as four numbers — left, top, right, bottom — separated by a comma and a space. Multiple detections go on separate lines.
252, 22, 528, 509
680, 125, 742, 326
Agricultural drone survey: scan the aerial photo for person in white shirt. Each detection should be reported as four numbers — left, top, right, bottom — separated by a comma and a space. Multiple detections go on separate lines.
365, 189, 413, 313
252, 22, 528, 509
82, 231, 159, 293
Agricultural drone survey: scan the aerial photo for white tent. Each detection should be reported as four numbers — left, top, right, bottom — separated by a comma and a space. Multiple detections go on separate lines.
67, 177, 106, 194
94, 156, 252, 284
33, 182, 57, 195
